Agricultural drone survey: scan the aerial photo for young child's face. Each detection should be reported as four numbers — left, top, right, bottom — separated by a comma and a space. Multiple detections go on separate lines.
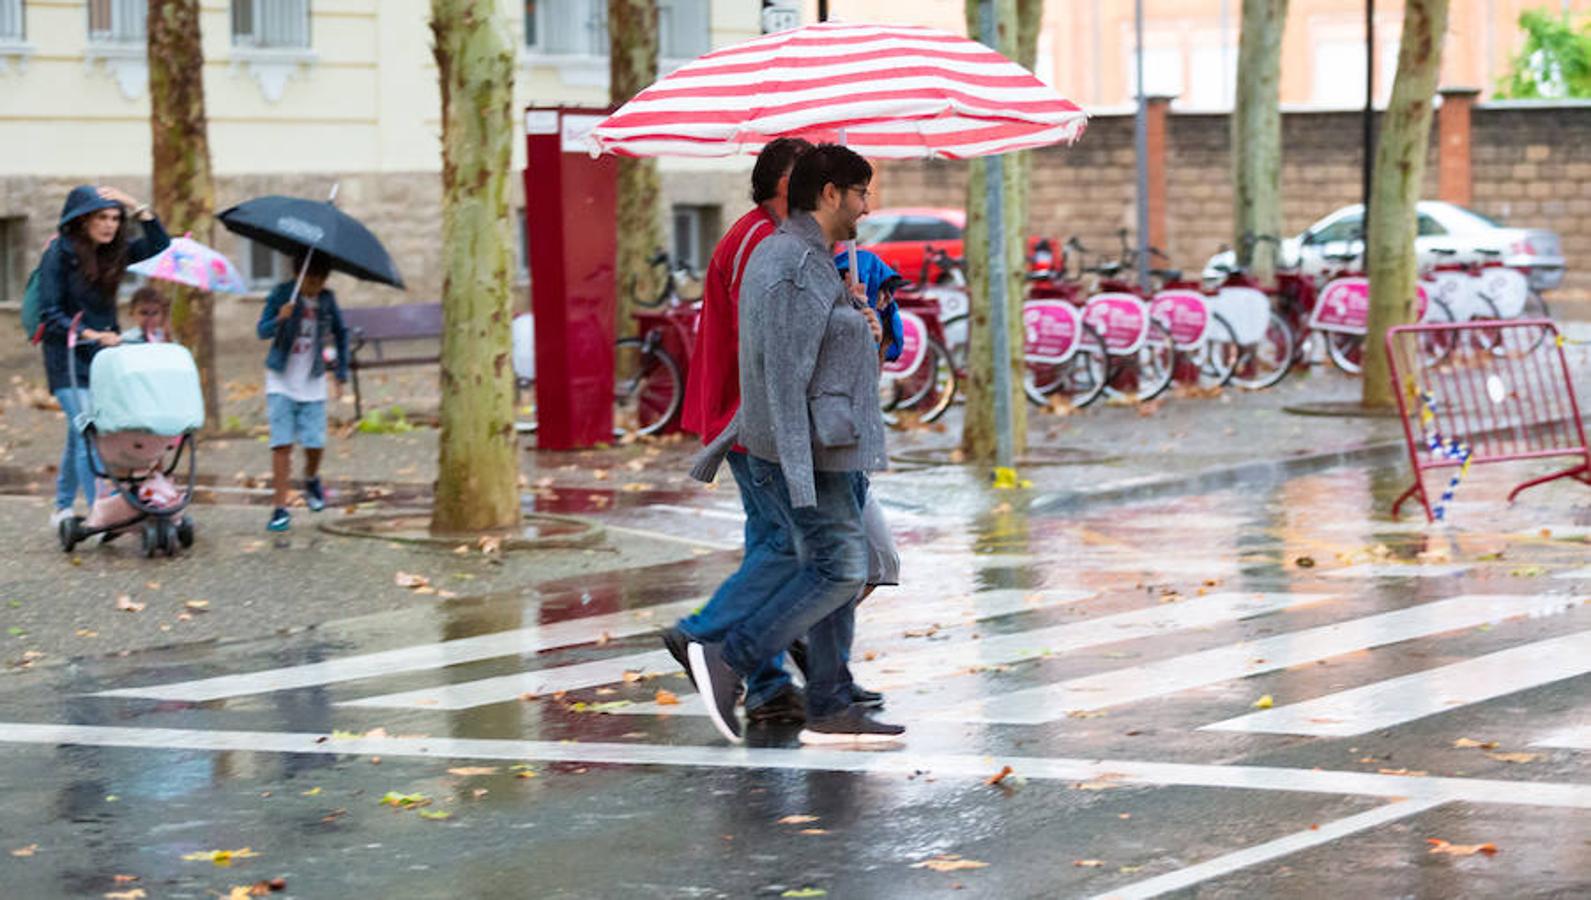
132, 301, 167, 330
301, 272, 327, 297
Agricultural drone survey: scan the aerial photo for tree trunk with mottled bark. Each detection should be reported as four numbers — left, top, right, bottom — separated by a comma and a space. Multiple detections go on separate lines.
147, 0, 219, 430
610, 0, 663, 338
429, 0, 520, 533
1363, 0, 1449, 408
959, 0, 1035, 462
1232, 0, 1288, 283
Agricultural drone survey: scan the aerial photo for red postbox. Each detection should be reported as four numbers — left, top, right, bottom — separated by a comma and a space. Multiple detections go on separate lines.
525, 105, 617, 450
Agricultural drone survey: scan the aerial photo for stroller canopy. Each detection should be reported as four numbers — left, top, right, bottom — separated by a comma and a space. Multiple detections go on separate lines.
88, 344, 205, 435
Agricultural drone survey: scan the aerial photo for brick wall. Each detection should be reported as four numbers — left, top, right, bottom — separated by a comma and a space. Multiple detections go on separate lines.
884, 104, 1591, 305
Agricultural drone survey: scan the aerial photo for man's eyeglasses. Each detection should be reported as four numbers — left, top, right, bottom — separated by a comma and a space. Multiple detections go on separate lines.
847, 186, 871, 202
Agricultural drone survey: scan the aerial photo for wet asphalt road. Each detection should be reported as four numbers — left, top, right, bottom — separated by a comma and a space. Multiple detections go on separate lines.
1, 462, 1589, 899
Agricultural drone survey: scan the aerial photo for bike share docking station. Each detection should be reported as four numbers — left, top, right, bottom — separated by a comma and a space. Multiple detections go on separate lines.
524, 105, 618, 450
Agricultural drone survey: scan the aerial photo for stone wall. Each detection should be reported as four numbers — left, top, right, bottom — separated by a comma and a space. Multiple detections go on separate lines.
883, 105, 1591, 305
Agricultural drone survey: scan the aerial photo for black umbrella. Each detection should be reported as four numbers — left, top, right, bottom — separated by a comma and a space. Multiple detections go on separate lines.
218, 193, 405, 289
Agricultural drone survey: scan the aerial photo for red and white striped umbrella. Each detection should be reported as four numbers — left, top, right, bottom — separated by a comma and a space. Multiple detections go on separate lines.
588, 21, 1087, 160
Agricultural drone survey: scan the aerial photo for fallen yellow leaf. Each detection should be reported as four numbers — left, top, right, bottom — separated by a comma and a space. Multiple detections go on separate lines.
1452, 738, 1499, 750
985, 765, 1014, 786
1485, 752, 1539, 764
1427, 838, 1498, 857
10, 843, 37, 857
446, 767, 499, 777
777, 815, 819, 825
180, 848, 260, 866
1073, 859, 1105, 868
913, 855, 989, 872
655, 689, 680, 706
1252, 694, 1274, 709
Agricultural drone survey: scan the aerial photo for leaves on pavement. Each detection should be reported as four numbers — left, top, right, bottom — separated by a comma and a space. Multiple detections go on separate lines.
655, 689, 680, 705
10, 843, 37, 857
1427, 838, 1498, 857
378, 791, 431, 810
115, 594, 145, 613
179, 848, 259, 866
1452, 738, 1499, 750
781, 890, 827, 898
985, 765, 1014, 786
446, 767, 498, 777
1252, 694, 1274, 709
394, 572, 430, 589
912, 854, 989, 872
1484, 752, 1540, 764
777, 815, 819, 825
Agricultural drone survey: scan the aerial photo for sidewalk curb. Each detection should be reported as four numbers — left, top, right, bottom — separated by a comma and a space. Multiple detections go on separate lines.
1028, 439, 1409, 513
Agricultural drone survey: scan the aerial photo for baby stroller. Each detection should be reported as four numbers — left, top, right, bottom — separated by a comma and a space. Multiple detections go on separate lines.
57, 319, 204, 558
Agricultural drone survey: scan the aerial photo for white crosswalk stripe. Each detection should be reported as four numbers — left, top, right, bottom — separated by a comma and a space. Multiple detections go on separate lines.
932, 594, 1587, 725
340, 587, 1097, 710
1203, 629, 1591, 737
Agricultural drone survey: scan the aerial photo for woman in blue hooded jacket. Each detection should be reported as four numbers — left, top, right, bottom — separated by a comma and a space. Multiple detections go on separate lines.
36, 185, 170, 527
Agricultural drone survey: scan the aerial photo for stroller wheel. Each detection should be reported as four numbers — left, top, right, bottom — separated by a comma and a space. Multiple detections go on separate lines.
176, 515, 195, 549
160, 519, 177, 557
58, 516, 81, 553
142, 521, 159, 559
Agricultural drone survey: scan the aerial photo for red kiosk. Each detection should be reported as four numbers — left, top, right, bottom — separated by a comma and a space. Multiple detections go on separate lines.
524, 105, 617, 450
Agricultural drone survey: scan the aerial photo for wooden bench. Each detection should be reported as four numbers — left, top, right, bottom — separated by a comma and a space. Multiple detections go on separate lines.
340, 302, 444, 418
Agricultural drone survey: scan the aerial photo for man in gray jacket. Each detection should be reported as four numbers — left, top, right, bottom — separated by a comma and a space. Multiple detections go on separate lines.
687, 145, 904, 746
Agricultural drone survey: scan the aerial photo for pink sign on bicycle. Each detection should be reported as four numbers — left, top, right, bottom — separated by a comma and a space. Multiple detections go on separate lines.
1311, 276, 1430, 335
1149, 290, 1210, 350
1022, 301, 1081, 363
1082, 292, 1149, 354
883, 309, 928, 379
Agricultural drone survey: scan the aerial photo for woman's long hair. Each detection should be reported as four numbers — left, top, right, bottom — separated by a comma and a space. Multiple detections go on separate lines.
64, 208, 131, 305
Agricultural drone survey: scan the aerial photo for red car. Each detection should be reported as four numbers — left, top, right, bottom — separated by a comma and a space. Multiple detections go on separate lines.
857, 207, 1055, 284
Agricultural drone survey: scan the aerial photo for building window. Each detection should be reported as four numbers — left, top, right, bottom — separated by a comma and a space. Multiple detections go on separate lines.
233, 0, 310, 49
515, 208, 531, 284
528, 0, 708, 59
88, 0, 146, 44
0, 0, 24, 43
0, 217, 24, 305
236, 237, 291, 291
671, 204, 720, 274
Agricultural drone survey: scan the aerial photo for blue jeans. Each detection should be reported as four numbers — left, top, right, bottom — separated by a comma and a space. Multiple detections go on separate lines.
676, 451, 797, 709
53, 387, 98, 511
722, 457, 869, 720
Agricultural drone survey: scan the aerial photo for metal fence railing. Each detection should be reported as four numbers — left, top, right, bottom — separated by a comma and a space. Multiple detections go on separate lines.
1386, 319, 1590, 522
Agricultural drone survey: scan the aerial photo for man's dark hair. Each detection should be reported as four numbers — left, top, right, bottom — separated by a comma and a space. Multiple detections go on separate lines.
750, 137, 814, 204
787, 144, 873, 213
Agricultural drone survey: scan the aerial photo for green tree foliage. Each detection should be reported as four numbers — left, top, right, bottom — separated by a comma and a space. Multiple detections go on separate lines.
1498, 9, 1591, 99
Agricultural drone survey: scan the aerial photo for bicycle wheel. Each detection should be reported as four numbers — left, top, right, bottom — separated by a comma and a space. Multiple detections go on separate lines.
941, 313, 970, 373
613, 337, 683, 437
1103, 319, 1175, 403
1325, 331, 1365, 375
913, 339, 958, 424
1024, 322, 1107, 409
1229, 312, 1295, 390
1192, 313, 1241, 388
1418, 297, 1459, 366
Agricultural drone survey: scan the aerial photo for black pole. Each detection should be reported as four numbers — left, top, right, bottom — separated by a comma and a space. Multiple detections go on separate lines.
819, 0, 829, 22
1362, 0, 1375, 216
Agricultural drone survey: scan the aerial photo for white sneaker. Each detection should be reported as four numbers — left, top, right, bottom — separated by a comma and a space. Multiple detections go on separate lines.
49, 508, 73, 529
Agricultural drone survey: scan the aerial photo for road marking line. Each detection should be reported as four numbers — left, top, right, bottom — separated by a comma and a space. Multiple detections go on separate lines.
1088, 799, 1444, 900
1519, 525, 1591, 540
1203, 630, 1591, 737
1555, 567, 1591, 580
1532, 725, 1591, 750
644, 503, 746, 523
599, 524, 739, 551
613, 591, 1336, 719
341, 588, 1096, 710
936, 594, 1589, 725
92, 597, 710, 702
1, 723, 1588, 809
1319, 563, 1472, 579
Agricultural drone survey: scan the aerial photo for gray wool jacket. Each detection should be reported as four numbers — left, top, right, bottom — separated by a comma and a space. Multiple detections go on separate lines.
690, 212, 888, 507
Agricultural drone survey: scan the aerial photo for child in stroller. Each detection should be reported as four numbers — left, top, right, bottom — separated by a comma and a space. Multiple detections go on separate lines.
57, 315, 205, 557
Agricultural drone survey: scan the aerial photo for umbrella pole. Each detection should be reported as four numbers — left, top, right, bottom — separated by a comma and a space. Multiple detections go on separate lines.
980, 0, 1016, 473
838, 129, 861, 296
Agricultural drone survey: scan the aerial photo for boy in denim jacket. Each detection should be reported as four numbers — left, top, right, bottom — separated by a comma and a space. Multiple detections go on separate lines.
256, 255, 350, 532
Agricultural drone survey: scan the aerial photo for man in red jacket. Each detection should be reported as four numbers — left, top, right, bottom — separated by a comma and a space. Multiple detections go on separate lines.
666, 137, 813, 724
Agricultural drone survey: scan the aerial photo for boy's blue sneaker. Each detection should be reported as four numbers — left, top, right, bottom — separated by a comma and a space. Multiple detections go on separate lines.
303, 477, 326, 512
267, 507, 291, 532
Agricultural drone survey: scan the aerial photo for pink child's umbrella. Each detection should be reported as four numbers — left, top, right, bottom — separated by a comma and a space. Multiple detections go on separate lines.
128, 234, 250, 294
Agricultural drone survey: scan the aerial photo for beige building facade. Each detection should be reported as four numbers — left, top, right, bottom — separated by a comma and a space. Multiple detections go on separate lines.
807, 0, 1591, 111
0, 0, 763, 308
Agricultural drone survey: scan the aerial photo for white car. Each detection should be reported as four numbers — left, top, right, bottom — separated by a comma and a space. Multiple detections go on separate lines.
1202, 201, 1565, 291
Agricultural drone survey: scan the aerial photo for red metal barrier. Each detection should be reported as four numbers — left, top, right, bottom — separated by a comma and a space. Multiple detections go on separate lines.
1386, 319, 1590, 522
